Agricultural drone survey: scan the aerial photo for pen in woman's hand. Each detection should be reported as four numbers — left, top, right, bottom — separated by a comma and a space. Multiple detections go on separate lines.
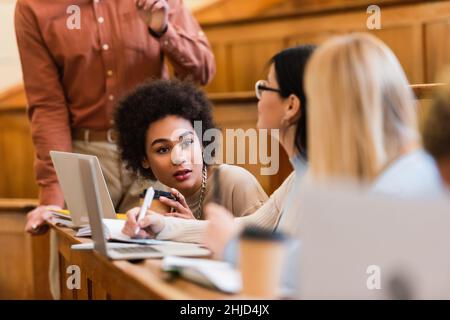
135, 187, 155, 235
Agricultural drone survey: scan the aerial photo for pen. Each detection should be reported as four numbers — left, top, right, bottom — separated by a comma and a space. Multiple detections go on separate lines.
135, 187, 155, 235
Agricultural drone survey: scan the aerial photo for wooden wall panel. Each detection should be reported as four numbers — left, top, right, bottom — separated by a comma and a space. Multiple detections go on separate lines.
205, 43, 231, 92
202, 1, 450, 94
0, 109, 38, 198
370, 25, 424, 84
229, 39, 284, 91
0, 85, 38, 199
288, 25, 424, 84
213, 103, 274, 194
286, 30, 341, 47
425, 18, 450, 83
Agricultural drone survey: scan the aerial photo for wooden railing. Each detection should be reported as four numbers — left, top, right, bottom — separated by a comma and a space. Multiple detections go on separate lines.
411, 83, 448, 99
194, 0, 428, 26
0, 83, 26, 110
209, 83, 448, 104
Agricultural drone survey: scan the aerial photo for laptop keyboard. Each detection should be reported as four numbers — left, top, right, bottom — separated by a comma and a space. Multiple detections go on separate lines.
112, 246, 159, 254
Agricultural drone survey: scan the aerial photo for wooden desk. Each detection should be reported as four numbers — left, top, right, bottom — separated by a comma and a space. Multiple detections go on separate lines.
52, 224, 235, 300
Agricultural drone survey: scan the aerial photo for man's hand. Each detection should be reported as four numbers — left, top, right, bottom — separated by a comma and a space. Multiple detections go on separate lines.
25, 205, 62, 235
135, 0, 169, 33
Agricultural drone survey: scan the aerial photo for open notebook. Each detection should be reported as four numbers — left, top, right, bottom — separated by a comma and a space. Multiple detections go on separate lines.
71, 218, 198, 247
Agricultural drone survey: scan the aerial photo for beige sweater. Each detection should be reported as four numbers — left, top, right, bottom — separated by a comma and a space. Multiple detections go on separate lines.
156, 172, 296, 243
184, 164, 268, 219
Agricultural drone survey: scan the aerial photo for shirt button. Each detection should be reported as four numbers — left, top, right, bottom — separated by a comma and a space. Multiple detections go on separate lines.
102, 44, 109, 51
97, 17, 104, 24
163, 40, 169, 46
94, 0, 99, 3
107, 70, 113, 77
198, 31, 205, 37
108, 94, 115, 101
110, 119, 115, 125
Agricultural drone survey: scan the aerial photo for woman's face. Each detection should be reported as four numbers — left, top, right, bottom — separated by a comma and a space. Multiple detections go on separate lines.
143, 115, 204, 196
256, 64, 287, 130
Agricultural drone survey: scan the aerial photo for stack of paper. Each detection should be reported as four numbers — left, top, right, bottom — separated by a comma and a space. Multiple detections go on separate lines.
51, 209, 76, 228
75, 225, 91, 237
162, 256, 242, 293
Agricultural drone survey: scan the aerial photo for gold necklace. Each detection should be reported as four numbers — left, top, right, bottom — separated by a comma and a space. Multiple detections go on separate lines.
194, 165, 207, 219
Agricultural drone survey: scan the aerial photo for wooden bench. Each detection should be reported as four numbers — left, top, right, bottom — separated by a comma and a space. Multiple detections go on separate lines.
0, 199, 52, 299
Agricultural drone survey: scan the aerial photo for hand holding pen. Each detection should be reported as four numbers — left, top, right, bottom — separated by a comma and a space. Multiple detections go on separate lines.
134, 187, 155, 235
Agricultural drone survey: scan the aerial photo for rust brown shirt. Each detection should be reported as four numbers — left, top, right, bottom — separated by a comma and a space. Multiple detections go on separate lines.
15, 0, 215, 206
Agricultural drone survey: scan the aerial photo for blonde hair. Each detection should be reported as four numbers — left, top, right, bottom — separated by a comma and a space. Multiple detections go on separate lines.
305, 33, 418, 183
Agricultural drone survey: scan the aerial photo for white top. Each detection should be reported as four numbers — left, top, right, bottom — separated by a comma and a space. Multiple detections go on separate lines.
372, 149, 446, 198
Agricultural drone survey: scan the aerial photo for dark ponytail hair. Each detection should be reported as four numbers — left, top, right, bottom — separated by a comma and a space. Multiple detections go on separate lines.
269, 45, 316, 160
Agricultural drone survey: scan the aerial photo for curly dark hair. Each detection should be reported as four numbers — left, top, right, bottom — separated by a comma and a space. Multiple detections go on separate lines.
114, 79, 216, 180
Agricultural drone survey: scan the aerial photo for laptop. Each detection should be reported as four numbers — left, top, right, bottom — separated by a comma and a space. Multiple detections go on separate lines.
50, 151, 116, 227
297, 183, 450, 299
78, 156, 211, 260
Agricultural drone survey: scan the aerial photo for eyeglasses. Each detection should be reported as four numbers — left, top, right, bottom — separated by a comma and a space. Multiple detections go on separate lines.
255, 80, 281, 100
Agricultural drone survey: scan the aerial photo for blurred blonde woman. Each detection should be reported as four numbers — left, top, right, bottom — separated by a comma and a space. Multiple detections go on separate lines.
305, 33, 445, 197
210, 34, 446, 293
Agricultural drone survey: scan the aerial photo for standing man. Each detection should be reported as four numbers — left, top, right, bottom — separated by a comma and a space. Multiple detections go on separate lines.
15, 0, 215, 234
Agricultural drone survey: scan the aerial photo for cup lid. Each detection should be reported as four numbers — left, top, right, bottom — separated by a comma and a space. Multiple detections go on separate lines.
240, 225, 288, 242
